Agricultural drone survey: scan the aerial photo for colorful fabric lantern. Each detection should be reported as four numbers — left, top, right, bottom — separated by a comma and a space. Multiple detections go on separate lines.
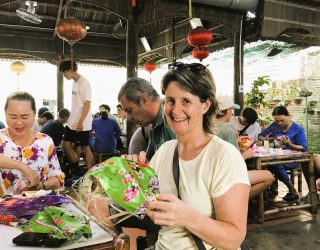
55, 17, 87, 70
79, 157, 159, 220
188, 26, 213, 48
144, 62, 157, 74
192, 47, 209, 61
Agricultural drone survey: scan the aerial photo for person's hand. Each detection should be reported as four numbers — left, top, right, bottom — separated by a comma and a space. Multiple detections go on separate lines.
76, 121, 84, 131
238, 136, 253, 151
278, 135, 291, 145
147, 194, 189, 227
19, 164, 40, 189
316, 178, 320, 191
121, 151, 147, 164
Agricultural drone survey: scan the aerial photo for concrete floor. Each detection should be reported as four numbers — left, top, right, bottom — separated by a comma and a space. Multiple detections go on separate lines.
245, 177, 320, 250
245, 211, 320, 250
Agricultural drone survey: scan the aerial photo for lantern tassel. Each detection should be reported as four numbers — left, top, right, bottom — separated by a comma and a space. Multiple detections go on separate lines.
189, 0, 192, 18
70, 47, 74, 71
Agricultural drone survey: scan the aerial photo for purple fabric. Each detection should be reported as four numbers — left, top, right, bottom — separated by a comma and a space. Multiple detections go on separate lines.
0, 195, 70, 224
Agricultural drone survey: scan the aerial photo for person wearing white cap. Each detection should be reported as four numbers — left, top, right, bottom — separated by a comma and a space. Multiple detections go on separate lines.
215, 95, 273, 200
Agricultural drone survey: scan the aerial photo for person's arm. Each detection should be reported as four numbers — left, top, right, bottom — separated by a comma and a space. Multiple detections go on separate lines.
0, 155, 40, 187
43, 138, 65, 190
76, 100, 91, 131
148, 184, 250, 249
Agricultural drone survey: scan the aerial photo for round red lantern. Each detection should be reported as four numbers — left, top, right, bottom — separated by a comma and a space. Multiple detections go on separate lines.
192, 47, 209, 61
144, 62, 157, 74
55, 17, 87, 71
188, 27, 213, 48
55, 17, 87, 46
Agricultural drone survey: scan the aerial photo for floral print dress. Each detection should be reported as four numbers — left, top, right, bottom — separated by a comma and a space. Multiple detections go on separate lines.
0, 128, 64, 196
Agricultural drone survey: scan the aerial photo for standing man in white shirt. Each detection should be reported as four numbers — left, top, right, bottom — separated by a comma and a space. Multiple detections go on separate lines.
59, 60, 94, 183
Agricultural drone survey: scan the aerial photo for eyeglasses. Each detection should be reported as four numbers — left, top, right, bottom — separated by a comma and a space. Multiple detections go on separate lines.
168, 62, 207, 73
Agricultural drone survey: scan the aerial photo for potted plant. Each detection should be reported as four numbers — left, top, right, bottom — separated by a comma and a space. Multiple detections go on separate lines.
289, 84, 303, 105
304, 100, 317, 115
245, 76, 271, 108
299, 87, 312, 97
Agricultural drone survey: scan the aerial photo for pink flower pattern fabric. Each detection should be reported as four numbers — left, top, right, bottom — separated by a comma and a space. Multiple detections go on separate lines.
0, 128, 65, 196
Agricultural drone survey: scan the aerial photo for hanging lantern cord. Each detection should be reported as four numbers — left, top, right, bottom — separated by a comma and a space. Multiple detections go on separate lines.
70, 47, 74, 71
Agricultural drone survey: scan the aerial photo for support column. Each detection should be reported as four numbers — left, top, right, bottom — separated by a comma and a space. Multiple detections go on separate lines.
233, 16, 244, 116
125, 20, 138, 148
57, 67, 64, 112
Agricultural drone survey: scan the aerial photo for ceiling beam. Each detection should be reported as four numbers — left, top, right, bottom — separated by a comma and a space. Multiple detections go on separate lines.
53, 0, 64, 38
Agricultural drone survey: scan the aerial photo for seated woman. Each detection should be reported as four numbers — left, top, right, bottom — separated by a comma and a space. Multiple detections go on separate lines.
0, 91, 64, 196
215, 95, 273, 200
90, 110, 121, 154
146, 63, 250, 249
258, 106, 307, 203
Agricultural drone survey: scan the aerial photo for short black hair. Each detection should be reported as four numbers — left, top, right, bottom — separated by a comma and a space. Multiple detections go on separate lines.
59, 60, 78, 72
241, 107, 258, 125
99, 104, 110, 112
40, 111, 54, 120
58, 108, 70, 119
38, 106, 49, 118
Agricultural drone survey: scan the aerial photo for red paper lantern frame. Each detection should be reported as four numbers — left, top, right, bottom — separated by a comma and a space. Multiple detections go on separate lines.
188, 26, 213, 48
192, 47, 209, 61
144, 62, 157, 74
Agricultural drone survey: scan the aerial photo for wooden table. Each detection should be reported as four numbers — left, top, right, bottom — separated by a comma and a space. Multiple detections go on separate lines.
253, 148, 318, 223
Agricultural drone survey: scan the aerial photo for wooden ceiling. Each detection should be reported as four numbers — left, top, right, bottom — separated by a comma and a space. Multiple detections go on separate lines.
0, 0, 319, 67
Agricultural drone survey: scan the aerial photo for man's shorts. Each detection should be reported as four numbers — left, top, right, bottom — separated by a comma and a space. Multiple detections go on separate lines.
63, 126, 90, 146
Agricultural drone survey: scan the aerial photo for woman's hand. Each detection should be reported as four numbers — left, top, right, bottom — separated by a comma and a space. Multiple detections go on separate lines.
147, 194, 190, 227
121, 151, 147, 164
19, 164, 40, 189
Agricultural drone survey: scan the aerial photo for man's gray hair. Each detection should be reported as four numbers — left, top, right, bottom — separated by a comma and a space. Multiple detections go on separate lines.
118, 77, 159, 104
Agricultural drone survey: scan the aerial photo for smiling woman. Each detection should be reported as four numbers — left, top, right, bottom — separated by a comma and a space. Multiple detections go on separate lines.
147, 62, 251, 250
0, 91, 64, 196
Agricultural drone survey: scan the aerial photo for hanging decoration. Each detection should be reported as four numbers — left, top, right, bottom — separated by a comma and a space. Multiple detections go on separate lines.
187, 26, 213, 48
10, 61, 26, 91
144, 62, 157, 74
132, 0, 136, 7
55, 17, 87, 71
144, 62, 157, 83
192, 47, 209, 61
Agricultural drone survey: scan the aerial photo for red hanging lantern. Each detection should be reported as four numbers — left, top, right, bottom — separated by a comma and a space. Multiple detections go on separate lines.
144, 62, 157, 74
188, 27, 213, 48
55, 17, 87, 70
132, 0, 136, 7
192, 47, 209, 61
56, 17, 87, 46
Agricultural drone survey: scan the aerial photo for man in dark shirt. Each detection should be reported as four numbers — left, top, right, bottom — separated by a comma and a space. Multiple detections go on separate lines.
41, 108, 70, 147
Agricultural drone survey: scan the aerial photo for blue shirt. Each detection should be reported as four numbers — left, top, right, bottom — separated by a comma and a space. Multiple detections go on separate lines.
259, 121, 307, 151
90, 117, 121, 153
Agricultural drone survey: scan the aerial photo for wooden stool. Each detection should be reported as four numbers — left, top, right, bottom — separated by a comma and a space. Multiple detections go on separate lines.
289, 165, 303, 193
274, 165, 303, 192
95, 150, 121, 163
